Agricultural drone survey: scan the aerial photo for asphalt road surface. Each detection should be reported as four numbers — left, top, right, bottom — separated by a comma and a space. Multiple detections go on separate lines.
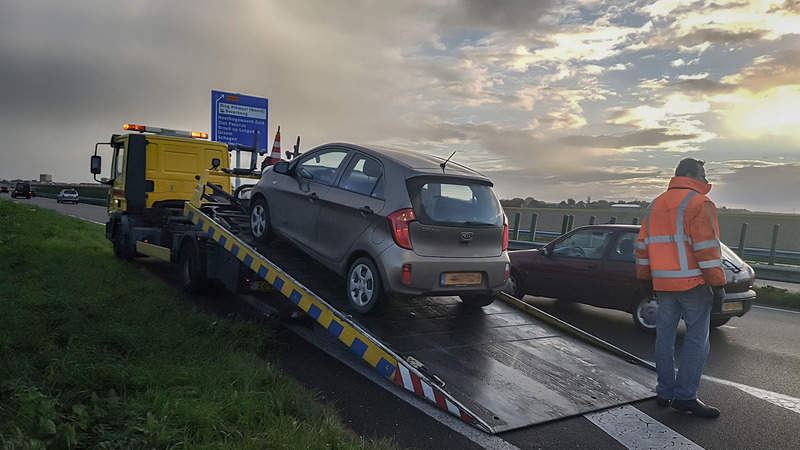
13, 194, 800, 450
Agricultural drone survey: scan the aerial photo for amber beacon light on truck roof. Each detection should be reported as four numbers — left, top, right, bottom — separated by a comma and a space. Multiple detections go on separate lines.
123, 123, 208, 139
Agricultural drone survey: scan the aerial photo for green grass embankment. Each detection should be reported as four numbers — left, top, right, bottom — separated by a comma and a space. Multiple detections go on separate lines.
0, 199, 396, 449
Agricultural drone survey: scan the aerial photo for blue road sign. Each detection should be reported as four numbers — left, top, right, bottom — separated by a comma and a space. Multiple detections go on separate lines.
211, 90, 268, 153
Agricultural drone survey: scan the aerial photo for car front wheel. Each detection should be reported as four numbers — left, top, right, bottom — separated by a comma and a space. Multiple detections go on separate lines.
249, 197, 275, 243
503, 270, 525, 300
347, 257, 384, 314
633, 294, 658, 334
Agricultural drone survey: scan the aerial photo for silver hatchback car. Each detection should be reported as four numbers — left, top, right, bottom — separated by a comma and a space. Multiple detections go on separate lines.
249, 143, 510, 313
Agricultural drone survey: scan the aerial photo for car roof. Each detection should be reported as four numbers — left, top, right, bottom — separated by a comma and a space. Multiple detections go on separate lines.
311, 142, 492, 181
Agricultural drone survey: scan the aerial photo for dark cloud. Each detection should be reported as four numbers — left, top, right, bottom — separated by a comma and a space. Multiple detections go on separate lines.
680, 28, 768, 46
557, 129, 700, 149
437, 0, 553, 31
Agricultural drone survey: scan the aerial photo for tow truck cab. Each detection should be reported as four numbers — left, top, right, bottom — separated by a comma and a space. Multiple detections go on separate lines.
91, 124, 232, 259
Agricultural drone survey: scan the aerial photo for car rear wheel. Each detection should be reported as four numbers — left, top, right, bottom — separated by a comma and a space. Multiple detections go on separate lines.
249, 197, 275, 243
347, 257, 385, 314
633, 294, 658, 334
503, 270, 525, 300
459, 294, 496, 307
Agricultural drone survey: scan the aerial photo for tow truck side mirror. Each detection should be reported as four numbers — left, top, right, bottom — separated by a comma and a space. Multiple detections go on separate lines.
90, 155, 102, 174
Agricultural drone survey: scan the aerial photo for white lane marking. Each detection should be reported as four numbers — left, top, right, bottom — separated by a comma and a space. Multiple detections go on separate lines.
703, 375, 800, 415
752, 304, 800, 315
585, 405, 703, 449
642, 359, 800, 415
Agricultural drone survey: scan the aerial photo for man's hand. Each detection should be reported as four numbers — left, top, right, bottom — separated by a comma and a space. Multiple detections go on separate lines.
712, 286, 726, 310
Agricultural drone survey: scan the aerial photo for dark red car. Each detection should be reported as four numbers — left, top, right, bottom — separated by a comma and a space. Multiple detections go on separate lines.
504, 224, 755, 333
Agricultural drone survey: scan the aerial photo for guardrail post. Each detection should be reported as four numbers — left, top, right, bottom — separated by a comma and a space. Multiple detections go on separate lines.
738, 223, 748, 258
512, 212, 521, 240
567, 214, 575, 232
589, 215, 596, 225
610, 216, 617, 224
561, 215, 569, 234
769, 224, 780, 265
529, 213, 538, 242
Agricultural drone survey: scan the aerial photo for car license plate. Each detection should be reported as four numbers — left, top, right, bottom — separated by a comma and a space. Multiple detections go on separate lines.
250, 280, 275, 291
722, 301, 742, 312
442, 272, 482, 286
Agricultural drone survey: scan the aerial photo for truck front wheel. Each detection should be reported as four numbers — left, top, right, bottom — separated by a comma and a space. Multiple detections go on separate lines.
180, 242, 208, 294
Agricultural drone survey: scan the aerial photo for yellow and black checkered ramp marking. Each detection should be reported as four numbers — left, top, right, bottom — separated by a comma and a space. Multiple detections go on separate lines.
183, 202, 490, 432
183, 203, 398, 374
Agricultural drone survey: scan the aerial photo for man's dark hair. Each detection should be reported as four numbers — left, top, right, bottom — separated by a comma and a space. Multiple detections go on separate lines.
675, 157, 705, 177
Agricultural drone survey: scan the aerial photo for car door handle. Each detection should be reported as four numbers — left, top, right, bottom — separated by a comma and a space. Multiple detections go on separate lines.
359, 206, 374, 215
307, 193, 319, 201
587, 264, 599, 269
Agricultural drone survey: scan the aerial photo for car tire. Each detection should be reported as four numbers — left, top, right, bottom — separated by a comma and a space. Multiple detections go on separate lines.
632, 294, 658, 334
249, 197, 275, 243
179, 242, 208, 294
459, 294, 496, 308
503, 269, 525, 300
710, 317, 731, 328
347, 257, 385, 314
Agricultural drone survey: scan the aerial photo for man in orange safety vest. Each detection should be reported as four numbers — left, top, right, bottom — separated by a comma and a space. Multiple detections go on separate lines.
636, 157, 726, 418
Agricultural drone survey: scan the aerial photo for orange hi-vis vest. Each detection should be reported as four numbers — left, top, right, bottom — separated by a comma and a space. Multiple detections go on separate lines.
636, 176, 726, 292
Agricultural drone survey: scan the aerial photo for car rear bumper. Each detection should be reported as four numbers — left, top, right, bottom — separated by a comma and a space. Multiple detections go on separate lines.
377, 249, 510, 297
712, 289, 755, 318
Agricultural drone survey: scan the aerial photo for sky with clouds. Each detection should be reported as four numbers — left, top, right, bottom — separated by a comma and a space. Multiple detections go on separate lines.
1, 0, 799, 213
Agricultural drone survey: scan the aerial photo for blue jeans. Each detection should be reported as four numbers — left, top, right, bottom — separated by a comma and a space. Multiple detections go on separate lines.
655, 284, 712, 401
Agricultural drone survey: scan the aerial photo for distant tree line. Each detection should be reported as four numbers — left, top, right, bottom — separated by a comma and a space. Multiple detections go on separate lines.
500, 196, 649, 209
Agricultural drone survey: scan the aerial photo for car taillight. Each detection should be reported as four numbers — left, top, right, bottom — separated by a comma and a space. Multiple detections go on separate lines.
502, 214, 509, 251
387, 208, 416, 250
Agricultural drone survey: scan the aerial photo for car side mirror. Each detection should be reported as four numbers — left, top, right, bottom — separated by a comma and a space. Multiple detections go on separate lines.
541, 246, 554, 259
90, 155, 102, 174
273, 160, 290, 174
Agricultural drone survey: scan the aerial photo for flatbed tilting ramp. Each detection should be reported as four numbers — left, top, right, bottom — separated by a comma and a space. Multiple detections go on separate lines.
185, 199, 655, 433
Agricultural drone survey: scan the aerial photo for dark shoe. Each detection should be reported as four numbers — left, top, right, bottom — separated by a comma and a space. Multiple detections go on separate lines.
656, 397, 672, 407
671, 398, 720, 418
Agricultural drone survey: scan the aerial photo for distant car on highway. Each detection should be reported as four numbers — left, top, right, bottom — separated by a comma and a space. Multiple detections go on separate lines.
57, 188, 80, 204
249, 142, 510, 314
0, 186, 8, 194
12, 182, 32, 199
504, 224, 755, 333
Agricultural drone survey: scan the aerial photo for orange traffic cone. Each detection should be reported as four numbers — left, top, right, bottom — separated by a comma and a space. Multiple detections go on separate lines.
263, 126, 282, 168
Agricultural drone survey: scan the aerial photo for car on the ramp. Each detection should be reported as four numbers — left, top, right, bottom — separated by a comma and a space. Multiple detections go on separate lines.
504, 224, 754, 333
249, 143, 510, 314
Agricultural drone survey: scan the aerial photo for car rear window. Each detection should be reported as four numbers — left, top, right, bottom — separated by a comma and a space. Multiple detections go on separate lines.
408, 178, 503, 226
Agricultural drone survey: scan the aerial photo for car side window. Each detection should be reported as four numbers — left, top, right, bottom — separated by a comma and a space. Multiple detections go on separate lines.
552, 230, 614, 260
609, 232, 638, 262
296, 150, 349, 185
337, 155, 384, 198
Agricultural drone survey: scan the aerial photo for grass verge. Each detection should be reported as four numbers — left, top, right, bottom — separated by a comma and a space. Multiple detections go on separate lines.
0, 200, 396, 449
